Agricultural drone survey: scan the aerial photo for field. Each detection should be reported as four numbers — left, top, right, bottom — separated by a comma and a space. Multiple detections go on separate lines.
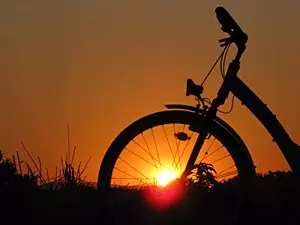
1, 150, 300, 225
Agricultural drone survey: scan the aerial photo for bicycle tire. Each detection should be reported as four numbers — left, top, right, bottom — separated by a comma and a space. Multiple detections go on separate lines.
97, 110, 256, 225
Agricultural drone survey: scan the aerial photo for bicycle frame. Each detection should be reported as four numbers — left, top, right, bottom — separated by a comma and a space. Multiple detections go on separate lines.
209, 58, 300, 181
212, 6, 300, 180
168, 59, 300, 184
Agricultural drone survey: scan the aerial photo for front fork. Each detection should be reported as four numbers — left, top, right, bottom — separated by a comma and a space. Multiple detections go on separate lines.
181, 107, 218, 179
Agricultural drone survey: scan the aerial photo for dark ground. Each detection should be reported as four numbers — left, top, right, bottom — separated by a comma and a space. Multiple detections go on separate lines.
1, 171, 300, 225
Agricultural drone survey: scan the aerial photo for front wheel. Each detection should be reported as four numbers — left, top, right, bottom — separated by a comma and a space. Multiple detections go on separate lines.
98, 110, 256, 225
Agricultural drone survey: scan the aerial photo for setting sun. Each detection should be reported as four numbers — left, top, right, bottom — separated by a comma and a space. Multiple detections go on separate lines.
157, 169, 177, 187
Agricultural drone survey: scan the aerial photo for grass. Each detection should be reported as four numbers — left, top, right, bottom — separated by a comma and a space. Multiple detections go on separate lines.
1, 132, 300, 225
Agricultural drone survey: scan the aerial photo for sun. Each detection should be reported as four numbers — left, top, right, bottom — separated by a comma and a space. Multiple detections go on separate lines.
157, 169, 177, 187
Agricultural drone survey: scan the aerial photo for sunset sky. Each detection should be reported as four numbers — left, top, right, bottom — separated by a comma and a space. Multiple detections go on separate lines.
1, 0, 300, 181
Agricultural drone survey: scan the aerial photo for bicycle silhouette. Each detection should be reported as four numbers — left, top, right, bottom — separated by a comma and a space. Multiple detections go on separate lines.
97, 6, 300, 225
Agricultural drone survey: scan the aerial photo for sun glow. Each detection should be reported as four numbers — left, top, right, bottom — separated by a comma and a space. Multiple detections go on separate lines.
156, 169, 177, 187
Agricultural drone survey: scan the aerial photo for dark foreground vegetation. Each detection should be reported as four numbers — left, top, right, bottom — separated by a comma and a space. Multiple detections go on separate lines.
1, 150, 300, 225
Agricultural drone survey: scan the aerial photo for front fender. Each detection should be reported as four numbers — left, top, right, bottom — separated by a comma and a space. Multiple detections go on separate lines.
165, 104, 202, 113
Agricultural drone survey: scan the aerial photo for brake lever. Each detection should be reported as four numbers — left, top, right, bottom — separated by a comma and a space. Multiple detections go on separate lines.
219, 37, 234, 47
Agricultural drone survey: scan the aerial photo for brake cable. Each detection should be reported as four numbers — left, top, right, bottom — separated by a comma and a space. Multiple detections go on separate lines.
220, 43, 231, 78
200, 44, 230, 86
198, 43, 235, 114
218, 43, 235, 114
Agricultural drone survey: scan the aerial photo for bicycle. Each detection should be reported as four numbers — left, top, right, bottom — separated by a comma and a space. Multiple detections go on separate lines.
97, 6, 300, 225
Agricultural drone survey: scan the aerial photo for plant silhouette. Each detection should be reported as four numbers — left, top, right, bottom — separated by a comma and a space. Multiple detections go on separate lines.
0, 150, 37, 190
187, 162, 218, 188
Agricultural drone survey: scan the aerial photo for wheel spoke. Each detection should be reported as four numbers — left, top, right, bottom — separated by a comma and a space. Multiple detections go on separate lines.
113, 167, 147, 185
217, 164, 236, 176
132, 139, 160, 167
200, 137, 216, 162
141, 132, 159, 171
117, 157, 152, 183
207, 153, 230, 164
172, 123, 181, 170
201, 144, 225, 162
177, 124, 186, 172
162, 124, 176, 167
151, 128, 161, 167
124, 147, 158, 168
216, 170, 238, 179
174, 131, 194, 172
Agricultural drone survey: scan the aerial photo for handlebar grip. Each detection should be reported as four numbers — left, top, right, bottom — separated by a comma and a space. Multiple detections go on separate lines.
215, 6, 243, 34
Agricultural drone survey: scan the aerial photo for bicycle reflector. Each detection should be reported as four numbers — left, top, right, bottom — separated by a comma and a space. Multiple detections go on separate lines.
175, 132, 190, 141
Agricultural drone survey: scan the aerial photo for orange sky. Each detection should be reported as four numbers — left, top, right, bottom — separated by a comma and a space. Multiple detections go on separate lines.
1, 0, 300, 181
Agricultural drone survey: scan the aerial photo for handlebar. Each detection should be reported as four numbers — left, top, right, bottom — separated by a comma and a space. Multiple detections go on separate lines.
215, 6, 248, 57
215, 6, 243, 35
